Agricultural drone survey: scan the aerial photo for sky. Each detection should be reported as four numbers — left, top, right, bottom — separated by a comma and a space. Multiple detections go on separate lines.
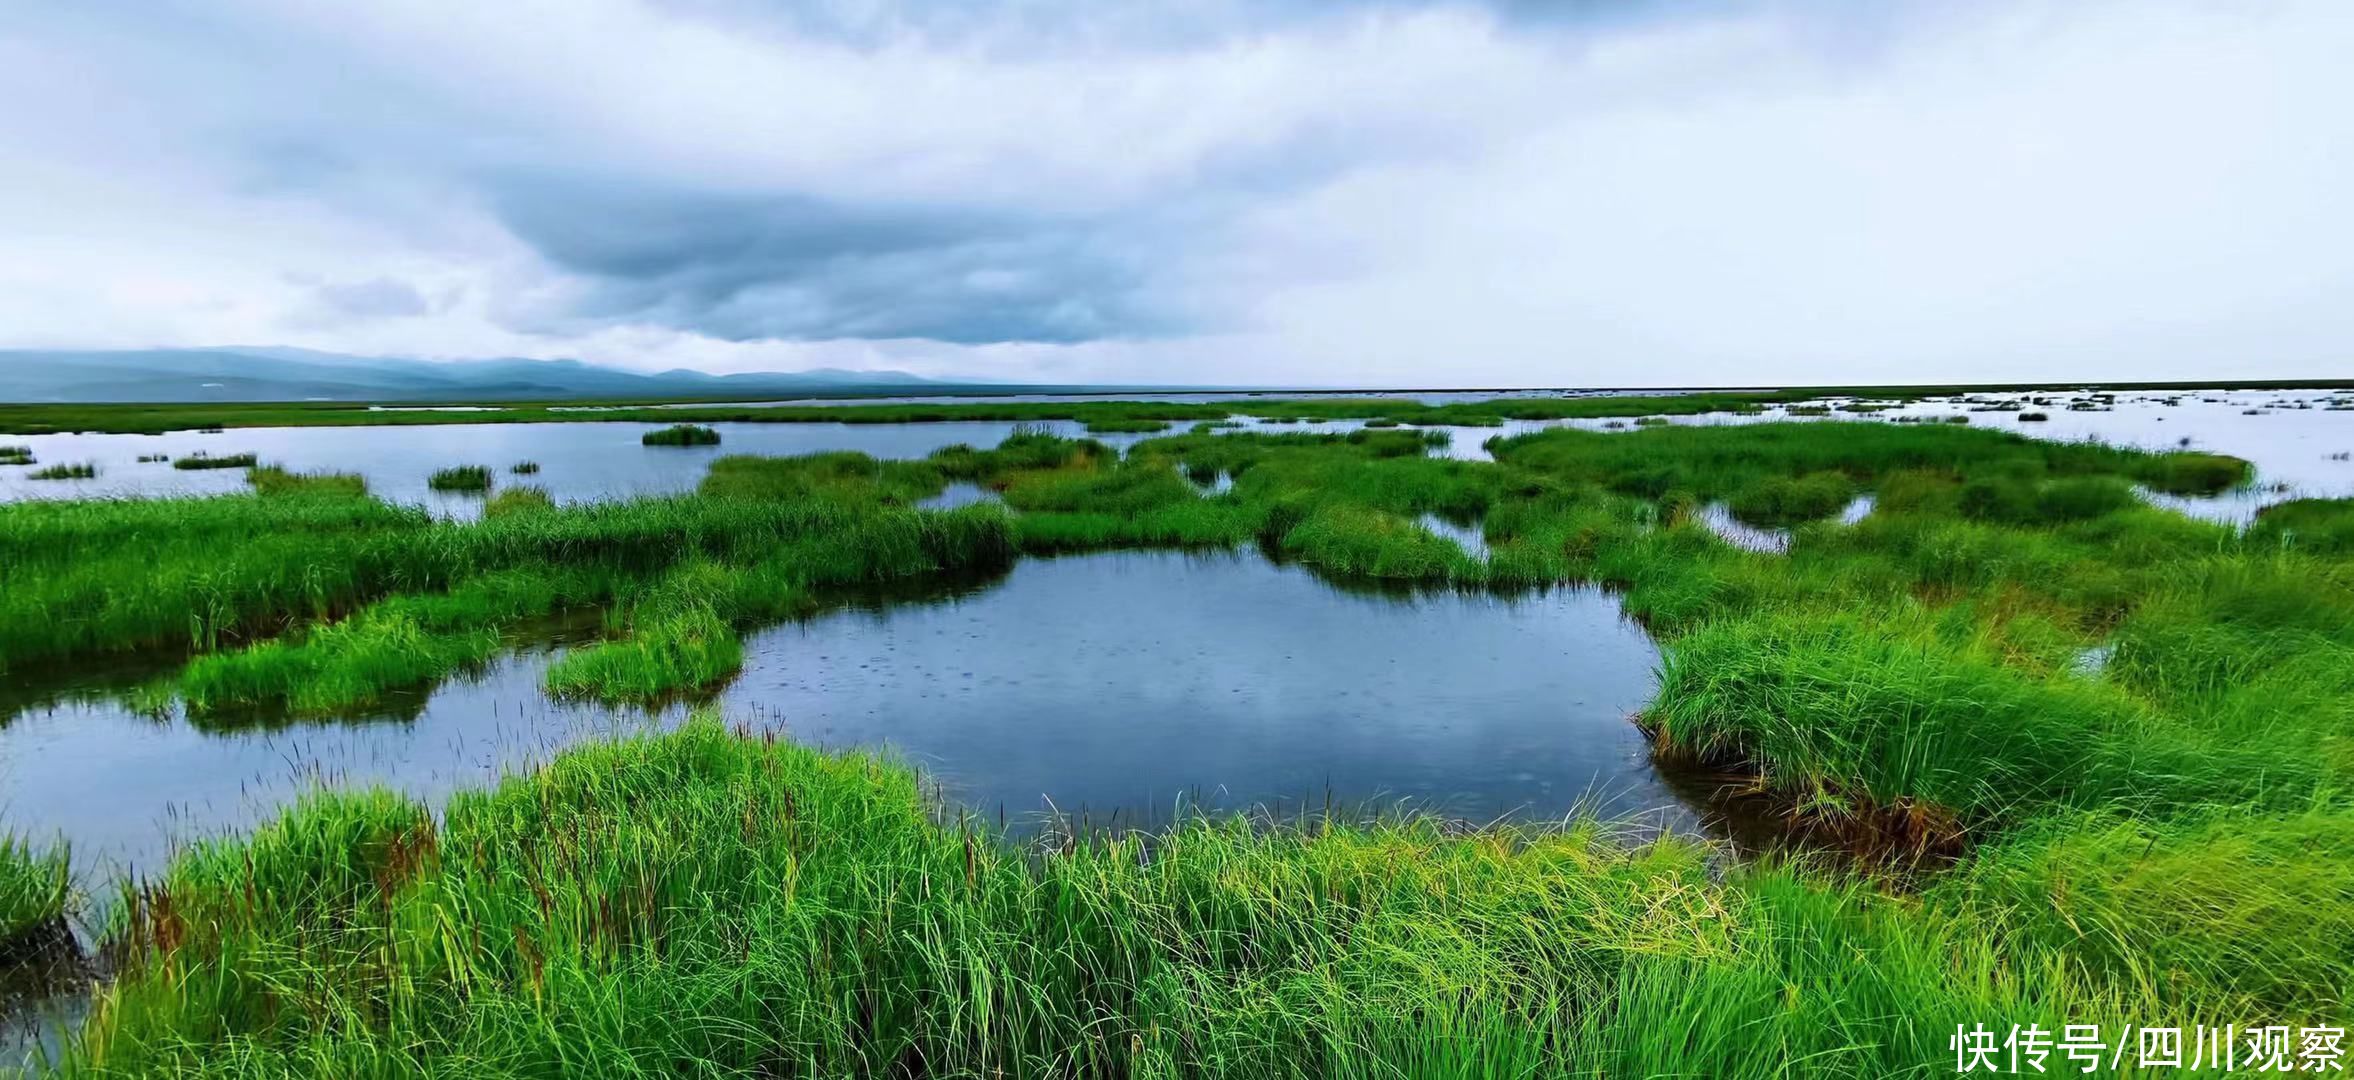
1, 0, 2349, 388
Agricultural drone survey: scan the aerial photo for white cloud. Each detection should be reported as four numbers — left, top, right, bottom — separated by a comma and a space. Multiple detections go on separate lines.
0, 0, 2347, 385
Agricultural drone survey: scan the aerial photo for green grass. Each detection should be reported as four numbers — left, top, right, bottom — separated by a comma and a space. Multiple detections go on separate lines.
245, 465, 367, 498
174, 568, 628, 716
641, 423, 721, 446
700, 451, 947, 506
134, 495, 1017, 710
509, 460, 539, 475
1082, 417, 1172, 434
1725, 471, 1856, 527
172, 451, 258, 470
425, 465, 492, 492
481, 485, 555, 517
2249, 497, 2354, 554
542, 604, 742, 702
58, 718, 2349, 1079
0, 444, 32, 465
28, 462, 97, 480
0, 831, 69, 952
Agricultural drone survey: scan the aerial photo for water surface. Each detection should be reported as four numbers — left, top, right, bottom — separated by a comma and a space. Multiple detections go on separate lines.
2, 552, 1674, 881
6, 391, 2349, 519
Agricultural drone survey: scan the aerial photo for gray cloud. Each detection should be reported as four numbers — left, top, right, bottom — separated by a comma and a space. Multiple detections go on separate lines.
305, 277, 431, 321
489, 181, 1186, 343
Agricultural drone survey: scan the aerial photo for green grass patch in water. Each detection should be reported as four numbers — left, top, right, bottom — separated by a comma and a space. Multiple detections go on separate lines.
642, 423, 721, 446
425, 465, 492, 492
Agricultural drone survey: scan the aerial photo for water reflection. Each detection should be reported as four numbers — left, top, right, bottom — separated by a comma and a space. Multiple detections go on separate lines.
0, 552, 1680, 883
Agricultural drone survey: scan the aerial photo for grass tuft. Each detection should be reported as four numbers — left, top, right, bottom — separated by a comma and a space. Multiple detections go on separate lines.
642, 423, 722, 447
173, 451, 259, 470
426, 465, 493, 492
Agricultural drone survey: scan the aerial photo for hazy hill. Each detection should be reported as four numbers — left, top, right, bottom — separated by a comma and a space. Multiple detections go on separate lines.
0, 348, 953, 403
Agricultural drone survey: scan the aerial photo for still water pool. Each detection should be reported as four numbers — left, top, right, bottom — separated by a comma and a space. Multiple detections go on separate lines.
2, 551, 1673, 881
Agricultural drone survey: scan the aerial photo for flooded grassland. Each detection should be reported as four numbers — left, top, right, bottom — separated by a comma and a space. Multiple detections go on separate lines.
3, 389, 2352, 1076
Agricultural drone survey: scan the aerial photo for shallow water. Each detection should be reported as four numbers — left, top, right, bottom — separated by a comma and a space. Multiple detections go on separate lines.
6, 391, 2349, 519
1417, 513, 1490, 558
0, 419, 1144, 518
1691, 495, 1876, 555
1, 551, 1677, 882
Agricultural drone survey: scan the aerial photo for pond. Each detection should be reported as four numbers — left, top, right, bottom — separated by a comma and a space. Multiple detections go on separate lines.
1, 551, 1676, 884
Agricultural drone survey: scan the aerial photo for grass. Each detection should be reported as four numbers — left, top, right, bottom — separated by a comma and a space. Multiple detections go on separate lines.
1725, 471, 1855, 527
174, 568, 627, 716
481, 485, 555, 517
12, 414, 2354, 1075
426, 465, 492, 492
127, 496, 1016, 712
172, 451, 258, 470
1082, 417, 1172, 434
27, 462, 95, 480
245, 465, 366, 498
0, 831, 68, 954
2249, 497, 2354, 555
58, 718, 2352, 1078
642, 423, 721, 446
0, 444, 33, 465
509, 460, 539, 475
542, 604, 742, 701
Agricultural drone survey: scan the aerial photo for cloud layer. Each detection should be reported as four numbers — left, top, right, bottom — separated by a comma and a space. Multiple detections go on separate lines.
1, 0, 2348, 386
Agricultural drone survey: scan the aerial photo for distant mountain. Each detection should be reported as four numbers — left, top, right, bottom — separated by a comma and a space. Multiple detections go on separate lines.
0, 348, 957, 403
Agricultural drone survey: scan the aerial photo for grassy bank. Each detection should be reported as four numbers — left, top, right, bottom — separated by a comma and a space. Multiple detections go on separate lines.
0, 832, 69, 957
56, 719, 2350, 1078
10, 415, 2353, 1074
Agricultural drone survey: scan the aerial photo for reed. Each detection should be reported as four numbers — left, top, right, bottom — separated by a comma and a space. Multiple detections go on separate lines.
26, 461, 95, 480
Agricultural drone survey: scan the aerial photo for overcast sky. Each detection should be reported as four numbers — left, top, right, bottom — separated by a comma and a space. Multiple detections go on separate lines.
2, 0, 2349, 387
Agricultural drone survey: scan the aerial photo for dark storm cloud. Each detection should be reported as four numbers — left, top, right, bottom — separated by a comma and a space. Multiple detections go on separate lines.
491, 181, 1184, 344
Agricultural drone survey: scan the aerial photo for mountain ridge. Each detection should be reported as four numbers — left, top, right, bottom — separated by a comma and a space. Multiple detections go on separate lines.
0, 348, 955, 403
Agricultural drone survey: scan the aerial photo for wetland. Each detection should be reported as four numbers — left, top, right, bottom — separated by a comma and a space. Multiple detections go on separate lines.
3, 384, 2352, 1076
